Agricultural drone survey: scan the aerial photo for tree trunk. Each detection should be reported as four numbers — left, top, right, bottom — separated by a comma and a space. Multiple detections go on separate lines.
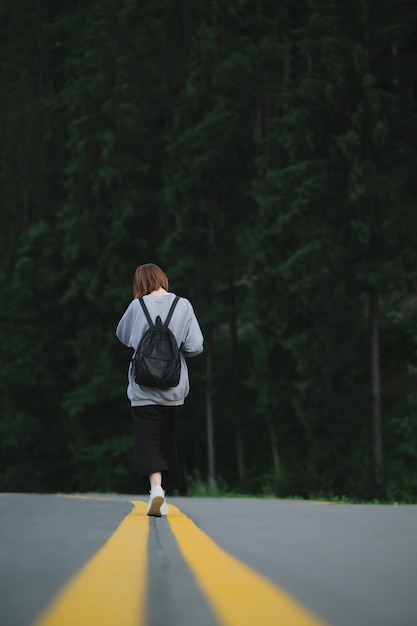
229, 275, 245, 480
369, 292, 384, 489
269, 417, 280, 474
206, 329, 216, 484
235, 423, 245, 480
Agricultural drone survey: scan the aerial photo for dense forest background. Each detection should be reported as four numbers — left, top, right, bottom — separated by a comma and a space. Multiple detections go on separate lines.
1, 0, 417, 501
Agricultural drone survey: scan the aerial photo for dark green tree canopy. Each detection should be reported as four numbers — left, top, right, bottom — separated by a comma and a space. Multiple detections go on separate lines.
1, 0, 416, 500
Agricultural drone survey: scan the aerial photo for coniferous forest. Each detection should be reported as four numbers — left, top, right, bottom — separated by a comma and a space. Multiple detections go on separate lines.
1, 0, 417, 501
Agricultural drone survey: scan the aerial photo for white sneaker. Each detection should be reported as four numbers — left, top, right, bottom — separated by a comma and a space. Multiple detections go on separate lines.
147, 485, 165, 517
160, 501, 169, 516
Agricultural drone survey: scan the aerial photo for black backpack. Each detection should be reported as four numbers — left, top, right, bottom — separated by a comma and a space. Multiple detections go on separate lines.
132, 296, 181, 388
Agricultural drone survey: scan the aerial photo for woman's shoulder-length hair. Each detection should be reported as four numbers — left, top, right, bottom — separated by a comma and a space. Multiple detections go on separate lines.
133, 263, 169, 298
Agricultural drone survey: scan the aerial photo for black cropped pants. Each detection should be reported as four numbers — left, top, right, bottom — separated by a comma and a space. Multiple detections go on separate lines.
131, 405, 183, 492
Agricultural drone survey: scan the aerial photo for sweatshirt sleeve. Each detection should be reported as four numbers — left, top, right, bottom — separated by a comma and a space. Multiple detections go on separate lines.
116, 301, 136, 348
181, 302, 204, 357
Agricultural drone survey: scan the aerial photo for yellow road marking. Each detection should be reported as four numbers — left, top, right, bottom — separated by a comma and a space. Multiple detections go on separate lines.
167, 503, 327, 626
55, 494, 123, 502
34, 500, 148, 626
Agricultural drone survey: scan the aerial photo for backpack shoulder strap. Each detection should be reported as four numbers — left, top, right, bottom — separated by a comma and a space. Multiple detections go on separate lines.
164, 296, 180, 327
138, 297, 154, 327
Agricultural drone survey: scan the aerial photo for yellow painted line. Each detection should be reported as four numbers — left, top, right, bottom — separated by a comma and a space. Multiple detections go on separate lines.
55, 494, 122, 502
34, 500, 148, 626
168, 504, 327, 626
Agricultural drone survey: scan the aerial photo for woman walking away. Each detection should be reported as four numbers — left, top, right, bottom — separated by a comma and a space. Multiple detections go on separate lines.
116, 263, 204, 516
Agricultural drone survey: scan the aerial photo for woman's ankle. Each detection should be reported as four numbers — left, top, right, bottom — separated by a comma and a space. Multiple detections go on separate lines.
149, 471, 162, 488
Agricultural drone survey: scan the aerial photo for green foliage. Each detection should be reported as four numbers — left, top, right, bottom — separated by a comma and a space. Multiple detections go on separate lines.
186, 471, 230, 497
384, 309, 417, 502
1, 0, 416, 501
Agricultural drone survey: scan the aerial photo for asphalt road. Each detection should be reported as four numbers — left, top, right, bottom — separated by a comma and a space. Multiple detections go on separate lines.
0, 493, 416, 626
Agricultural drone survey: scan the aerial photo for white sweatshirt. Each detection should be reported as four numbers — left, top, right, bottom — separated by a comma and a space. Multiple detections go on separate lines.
116, 292, 204, 406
